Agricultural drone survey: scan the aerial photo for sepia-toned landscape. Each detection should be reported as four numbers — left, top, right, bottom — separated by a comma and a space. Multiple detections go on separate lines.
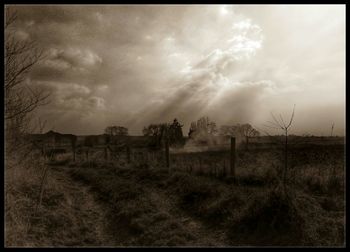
5, 5, 345, 247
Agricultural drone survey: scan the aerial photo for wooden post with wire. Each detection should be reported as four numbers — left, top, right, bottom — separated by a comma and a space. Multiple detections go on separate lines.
104, 147, 108, 161
85, 148, 89, 162
126, 145, 131, 164
230, 137, 236, 180
165, 138, 170, 171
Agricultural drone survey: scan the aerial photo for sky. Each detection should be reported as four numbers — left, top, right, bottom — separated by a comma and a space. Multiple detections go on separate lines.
7, 5, 345, 136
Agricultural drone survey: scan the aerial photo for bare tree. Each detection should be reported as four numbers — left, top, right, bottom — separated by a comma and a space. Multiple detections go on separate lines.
5, 7, 50, 151
239, 124, 260, 150
219, 125, 239, 137
143, 123, 169, 149
263, 104, 296, 192
219, 124, 259, 150
104, 126, 129, 136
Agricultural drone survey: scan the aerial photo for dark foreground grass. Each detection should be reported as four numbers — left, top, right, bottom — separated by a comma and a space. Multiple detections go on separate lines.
5, 152, 107, 247
69, 161, 345, 247
6, 140, 344, 247
69, 165, 200, 246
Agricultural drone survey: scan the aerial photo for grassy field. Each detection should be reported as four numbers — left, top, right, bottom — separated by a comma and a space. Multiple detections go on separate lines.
67, 163, 344, 246
5, 138, 345, 247
65, 139, 344, 246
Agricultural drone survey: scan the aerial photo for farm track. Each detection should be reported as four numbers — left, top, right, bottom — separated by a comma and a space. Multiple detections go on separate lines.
41, 159, 345, 247
50, 165, 229, 246
145, 188, 229, 246
48, 166, 115, 247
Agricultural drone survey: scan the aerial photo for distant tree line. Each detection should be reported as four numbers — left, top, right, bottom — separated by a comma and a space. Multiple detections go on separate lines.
219, 123, 260, 149
103, 126, 128, 145
142, 118, 185, 149
43, 117, 261, 151
140, 116, 261, 150
187, 116, 260, 149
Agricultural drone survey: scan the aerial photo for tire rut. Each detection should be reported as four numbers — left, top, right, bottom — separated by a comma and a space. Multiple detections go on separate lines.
48, 166, 114, 246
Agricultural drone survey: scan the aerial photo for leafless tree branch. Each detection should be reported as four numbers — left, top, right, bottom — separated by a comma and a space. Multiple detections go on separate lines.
286, 104, 296, 129
5, 7, 50, 155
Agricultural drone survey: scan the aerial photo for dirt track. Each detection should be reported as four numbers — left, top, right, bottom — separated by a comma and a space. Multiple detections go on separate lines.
47, 166, 113, 246
48, 165, 228, 247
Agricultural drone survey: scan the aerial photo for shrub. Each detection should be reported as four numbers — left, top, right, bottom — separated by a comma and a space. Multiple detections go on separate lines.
48, 158, 71, 166
129, 216, 152, 234
111, 182, 143, 202
237, 174, 266, 187
79, 160, 100, 168
169, 174, 218, 209
134, 167, 169, 183
319, 197, 338, 211
305, 176, 326, 194
228, 188, 305, 245
201, 193, 244, 224
293, 191, 345, 246
326, 175, 343, 195
151, 211, 171, 222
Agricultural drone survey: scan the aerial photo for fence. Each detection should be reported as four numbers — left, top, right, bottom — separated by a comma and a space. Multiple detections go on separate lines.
39, 137, 238, 178
167, 138, 236, 177
36, 135, 345, 185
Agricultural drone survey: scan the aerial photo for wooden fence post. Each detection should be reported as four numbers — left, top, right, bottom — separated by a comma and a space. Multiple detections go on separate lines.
126, 145, 131, 163
165, 139, 170, 171
223, 160, 226, 177
72, 147, 76, 162
104, 147, 108, 161
230, 137, 236, 180
151, 151, 154, 164
86, 149, 89, 162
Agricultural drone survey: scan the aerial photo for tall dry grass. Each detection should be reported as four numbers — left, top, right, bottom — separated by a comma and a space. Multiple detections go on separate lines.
5, 148, 93, 247
5, 149, 47, 246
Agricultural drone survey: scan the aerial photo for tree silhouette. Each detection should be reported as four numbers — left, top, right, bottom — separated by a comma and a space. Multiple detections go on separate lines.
143, 123, 169, 149
220, 124, 260, 150
5, 8, 51, 158
143, 119, 185, 148
239, 124, 260, 150
168, 118, 185, 147
263, 104, 296, 193
5, 8, 50, 139
104, 126, 128, 136
219, 125, 239, 137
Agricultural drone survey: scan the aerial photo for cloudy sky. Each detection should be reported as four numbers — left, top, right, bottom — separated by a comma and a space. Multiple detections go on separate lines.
8, 5, 345, 136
